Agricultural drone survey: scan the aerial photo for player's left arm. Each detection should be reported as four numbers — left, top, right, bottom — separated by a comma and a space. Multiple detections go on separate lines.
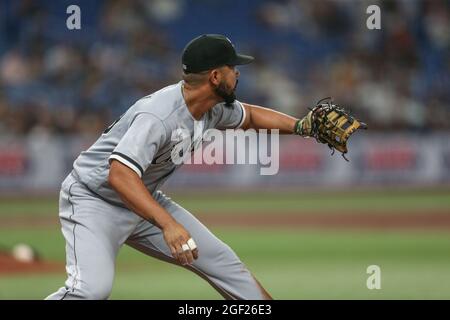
240, 103, 299, 134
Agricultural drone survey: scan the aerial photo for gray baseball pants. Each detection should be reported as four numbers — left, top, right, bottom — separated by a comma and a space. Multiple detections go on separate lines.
45, 173, 268, 300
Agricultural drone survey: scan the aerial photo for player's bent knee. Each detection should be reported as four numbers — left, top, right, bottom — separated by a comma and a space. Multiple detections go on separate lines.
76, 284, 112, 300
70, 277, 113, 300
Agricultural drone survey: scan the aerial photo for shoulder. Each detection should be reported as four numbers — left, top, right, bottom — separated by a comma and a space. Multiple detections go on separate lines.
132, 82, 185, 121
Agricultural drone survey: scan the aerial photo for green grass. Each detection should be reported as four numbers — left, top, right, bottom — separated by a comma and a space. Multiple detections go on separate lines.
1, 189, 450, 217
177, 193, 450, 213
0, 228, 65, 261
1, 189, 450, 299
1, 228, 450, 299
0, 198, 58, 216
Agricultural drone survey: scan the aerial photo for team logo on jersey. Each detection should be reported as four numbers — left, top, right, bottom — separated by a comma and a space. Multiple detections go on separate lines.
171, 126, 196, 165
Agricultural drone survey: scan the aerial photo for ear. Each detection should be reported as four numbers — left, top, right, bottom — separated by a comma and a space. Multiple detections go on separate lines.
209, 69, 222, 86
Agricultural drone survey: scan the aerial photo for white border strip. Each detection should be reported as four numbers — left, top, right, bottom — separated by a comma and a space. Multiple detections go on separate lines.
109, 154, 142, 177
236, 101, 247, 129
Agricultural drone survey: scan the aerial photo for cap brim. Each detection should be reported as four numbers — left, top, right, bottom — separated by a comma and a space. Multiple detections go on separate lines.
232, 54, 254, 66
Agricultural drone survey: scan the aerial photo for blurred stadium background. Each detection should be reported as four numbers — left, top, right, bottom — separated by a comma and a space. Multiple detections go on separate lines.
1, 0, 450, 299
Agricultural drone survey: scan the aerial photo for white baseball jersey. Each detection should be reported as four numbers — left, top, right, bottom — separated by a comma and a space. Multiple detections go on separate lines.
72, 81, 246, 206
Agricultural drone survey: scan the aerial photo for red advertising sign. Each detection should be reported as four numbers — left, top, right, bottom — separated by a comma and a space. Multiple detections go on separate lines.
0, 146, 27, 176
363, 141, 417, 170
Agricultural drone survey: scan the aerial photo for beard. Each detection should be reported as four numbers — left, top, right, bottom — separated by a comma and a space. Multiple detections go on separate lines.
214, 79, 238, 107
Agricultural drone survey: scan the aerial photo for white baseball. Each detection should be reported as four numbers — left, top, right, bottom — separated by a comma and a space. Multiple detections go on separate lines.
12, 243, 35, 263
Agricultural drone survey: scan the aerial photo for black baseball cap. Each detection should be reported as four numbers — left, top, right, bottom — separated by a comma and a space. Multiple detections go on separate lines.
182, 34, 254, 74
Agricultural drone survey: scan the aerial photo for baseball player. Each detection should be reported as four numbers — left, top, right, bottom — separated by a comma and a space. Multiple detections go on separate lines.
46, 34, 314, 300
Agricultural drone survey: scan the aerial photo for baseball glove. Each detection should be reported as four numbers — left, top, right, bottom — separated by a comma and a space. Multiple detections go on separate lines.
294, 97, 367, 161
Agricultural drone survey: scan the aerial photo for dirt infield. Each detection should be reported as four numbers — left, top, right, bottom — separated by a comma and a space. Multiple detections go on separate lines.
0, 253, 62, 274
199, 211, 450, 230
2, 210, 450, 230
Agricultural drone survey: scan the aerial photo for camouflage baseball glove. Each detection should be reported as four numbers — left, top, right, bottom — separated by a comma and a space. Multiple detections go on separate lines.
294, 97, 367, 161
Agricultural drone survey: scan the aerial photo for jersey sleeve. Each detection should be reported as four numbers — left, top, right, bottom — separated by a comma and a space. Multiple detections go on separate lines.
213, 100, 246, 130
108, 113, 166, 177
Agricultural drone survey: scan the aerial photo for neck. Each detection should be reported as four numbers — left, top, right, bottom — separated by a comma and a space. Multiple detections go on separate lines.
182, 81, 221, 120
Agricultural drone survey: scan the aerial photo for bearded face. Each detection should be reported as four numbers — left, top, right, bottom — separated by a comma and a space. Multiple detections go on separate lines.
213, 78, 238, 107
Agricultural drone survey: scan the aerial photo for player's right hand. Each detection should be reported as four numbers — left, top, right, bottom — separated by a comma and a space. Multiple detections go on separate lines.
162, 221, 199, 265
